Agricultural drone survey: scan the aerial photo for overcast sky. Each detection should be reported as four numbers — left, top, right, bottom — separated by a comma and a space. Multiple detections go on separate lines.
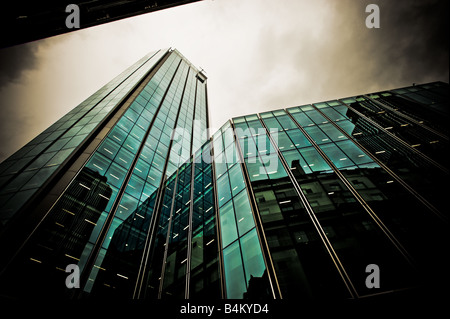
0, 0, 448, 163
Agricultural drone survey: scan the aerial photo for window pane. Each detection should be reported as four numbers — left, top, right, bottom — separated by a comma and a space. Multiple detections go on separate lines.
320, 107, 346, 122
336, 140, 373, 166
276, 131, 296, 151
223, 241, 246, 299
216, 173, 232, 207
300, 147, 331, 172
262, 117, 282, 132
304, 126, 330, 144
320, 123, 347, 142
240, 228, 266, 282
115, 147, 134, 169
305, 110, 328, 125
228, 164, 245, 196
276, 115, 297, 130
285, 129, 310, 149
320, 143, 354, 169
281, 149, 312, 174
290, 112, 314, 127
233, 190, 255, 236
245, 157, 267, 182
105, 162, 127, 188
335, 120, 356, 135
263, 153, 287, 180
219, 200, 238, 248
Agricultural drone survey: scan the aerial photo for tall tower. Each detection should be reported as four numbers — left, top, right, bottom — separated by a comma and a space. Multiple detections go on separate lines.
0, 48, 209, 299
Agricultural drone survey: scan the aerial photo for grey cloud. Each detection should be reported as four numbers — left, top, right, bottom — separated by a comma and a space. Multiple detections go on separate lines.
0, 42, 40, 88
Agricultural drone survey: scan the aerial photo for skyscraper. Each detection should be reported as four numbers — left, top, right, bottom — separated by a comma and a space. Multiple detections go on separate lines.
0, 48, 209, 299
0, 46, 447, 304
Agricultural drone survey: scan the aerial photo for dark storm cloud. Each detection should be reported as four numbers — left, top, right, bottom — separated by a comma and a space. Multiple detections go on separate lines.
362, 0, 449, 85
0, 42, 41, 162
249, 0, 448, 114
0, 42, 40, 88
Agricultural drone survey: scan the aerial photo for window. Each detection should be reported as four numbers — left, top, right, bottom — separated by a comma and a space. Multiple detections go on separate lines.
216, 173, 232, 207
228, 164, 245, 196
233, 190, 254, 236
223, 241, 246, 299
240, 229, 266, 282
219, 200, 238, 248
300, 147, 331, 172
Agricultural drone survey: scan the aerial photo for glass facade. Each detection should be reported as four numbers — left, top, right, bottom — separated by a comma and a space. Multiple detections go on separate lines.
0, 48, 210, 299
0, 47, 447, 305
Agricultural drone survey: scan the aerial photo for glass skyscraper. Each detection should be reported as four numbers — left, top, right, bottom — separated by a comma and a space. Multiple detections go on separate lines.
0, 48, 209, 299
0, 47, 447, 303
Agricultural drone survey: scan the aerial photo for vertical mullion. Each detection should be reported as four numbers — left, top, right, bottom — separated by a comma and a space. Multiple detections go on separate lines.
209, 136, 227, 299
185, 158, 195, 298
157, 172, 179, 298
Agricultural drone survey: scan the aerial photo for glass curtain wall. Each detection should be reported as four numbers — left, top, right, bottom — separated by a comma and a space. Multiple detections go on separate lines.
0, 49, 167, 226
0, 49, 211, 299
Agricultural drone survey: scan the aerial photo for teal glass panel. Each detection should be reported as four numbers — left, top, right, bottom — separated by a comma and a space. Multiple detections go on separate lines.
241, 137, 257, 158
276, 131, 296, 151
213, 132, 224, 156
85, 152, 110, 174
320, 123, 347, 142
299, 105, 315, 111
99, 138, 120, 160
300, 147, 332, 172
233, 122, 250, 139
126, 175, 145, 198
262, 117, 282, 132
228, 163, 246, 196
233, 190, 255, 236
223, 126, 235, 149
280, 149, 312, 174
335, 140, 373, 166
286, 129, 312, 149
214, 152, 228, 178
245, 157, 268, 182
223, 240, 247, 299
334, 120, 356, 135
276, 114, 297, 130
115, 147, 134, 169
304, 126, 330, 144
320, 143, 354, 169
290, 111, 314, 127
305, 110, 328, 125
105, 162, 127, 188
247, 120, 264, 132
219, 200, 238, 248
216, 173, 232, 207
320, 107, 346, 121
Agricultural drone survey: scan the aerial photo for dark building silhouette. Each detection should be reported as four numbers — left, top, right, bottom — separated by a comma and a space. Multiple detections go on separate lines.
1, 1, 202, 48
